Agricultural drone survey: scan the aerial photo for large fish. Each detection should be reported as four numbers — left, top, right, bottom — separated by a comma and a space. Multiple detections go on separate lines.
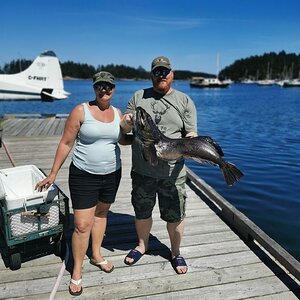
133, 106, 244, 186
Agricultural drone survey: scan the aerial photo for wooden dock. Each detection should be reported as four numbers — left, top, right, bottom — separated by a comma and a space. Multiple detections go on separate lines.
0, 116, 300, 299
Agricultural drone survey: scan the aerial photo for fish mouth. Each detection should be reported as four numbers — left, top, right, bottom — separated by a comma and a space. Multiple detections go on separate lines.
134, 107, 157, 142
136, 107, 147, 128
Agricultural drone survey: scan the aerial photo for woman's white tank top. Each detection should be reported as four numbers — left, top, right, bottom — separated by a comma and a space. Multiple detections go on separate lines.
72, 103, 121, 174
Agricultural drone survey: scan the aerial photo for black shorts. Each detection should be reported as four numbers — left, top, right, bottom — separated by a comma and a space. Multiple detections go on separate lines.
69, 162, 121, 209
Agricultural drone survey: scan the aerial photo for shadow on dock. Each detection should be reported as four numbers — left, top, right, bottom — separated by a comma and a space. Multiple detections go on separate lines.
64, 211, 172, 274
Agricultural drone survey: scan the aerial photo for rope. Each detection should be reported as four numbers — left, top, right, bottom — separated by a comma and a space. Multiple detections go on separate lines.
2, 141, 16, 167
48, 244, 70, 300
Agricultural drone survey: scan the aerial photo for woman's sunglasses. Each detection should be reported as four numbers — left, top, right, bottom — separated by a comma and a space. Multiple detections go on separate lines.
95, 83, 115, 93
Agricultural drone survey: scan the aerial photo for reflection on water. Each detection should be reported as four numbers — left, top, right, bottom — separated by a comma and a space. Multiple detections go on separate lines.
1, 80, 300, 261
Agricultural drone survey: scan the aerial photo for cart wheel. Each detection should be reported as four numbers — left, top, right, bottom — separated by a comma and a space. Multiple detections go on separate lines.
9, 253, 21, 270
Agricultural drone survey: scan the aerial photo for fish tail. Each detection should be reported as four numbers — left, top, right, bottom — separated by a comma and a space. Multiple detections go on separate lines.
220, 161, 244, 186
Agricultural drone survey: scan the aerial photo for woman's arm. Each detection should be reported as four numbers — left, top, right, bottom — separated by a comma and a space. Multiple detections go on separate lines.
35, 105, 83, 190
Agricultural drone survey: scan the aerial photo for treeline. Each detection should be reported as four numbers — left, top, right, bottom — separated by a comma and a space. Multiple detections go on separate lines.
219, 51, 300, 81
0, 59, 33, 74
0, 59, 213, 80
4, 51, 299, 81
60, 62, 152, 79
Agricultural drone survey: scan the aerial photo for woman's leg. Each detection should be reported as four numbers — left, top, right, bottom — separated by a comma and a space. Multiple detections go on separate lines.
90, 202, 114, 272
69, 207, 95, 293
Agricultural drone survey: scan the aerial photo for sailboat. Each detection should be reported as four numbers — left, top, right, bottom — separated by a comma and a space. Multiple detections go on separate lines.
257, 62, 275, 86
190, 54, 230, 88
0, 51, 70, 101
277, 65, 300, 87
281, 79, 300, 87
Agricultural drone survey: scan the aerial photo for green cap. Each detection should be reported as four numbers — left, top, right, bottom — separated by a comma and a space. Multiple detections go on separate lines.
93, 71, 115, 86
151, 56, 172, 71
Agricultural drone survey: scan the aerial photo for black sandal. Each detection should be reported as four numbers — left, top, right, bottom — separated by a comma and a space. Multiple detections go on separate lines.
171, 255, 188, 274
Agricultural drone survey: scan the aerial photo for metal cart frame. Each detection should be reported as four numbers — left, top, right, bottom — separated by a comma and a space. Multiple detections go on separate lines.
0, 186, 69, 270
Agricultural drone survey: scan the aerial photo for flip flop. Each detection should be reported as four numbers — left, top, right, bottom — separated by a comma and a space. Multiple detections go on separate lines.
124, 249, 144, 266
171, 255, 188, 274
69, 278, 83, 296
89, 258, 114, 273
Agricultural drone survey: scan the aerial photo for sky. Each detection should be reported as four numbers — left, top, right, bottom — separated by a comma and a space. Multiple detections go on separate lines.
1, 0, 300, 75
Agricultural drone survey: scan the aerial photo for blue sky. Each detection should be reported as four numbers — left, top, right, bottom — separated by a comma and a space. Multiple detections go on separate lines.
1, 0, 300, 74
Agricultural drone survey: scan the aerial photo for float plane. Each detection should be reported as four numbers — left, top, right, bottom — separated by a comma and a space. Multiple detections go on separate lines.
0, 50, 70, 101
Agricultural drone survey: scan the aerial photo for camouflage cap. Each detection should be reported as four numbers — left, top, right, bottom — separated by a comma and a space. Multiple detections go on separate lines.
93, 71, 115, 86
151, 56, 172, 71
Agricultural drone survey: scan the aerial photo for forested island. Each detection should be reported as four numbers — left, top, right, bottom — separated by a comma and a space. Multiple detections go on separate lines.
220, 51, 300, 81
1, 51, 299, 81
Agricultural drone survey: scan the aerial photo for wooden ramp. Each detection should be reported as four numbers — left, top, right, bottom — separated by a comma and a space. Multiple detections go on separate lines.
0, 116, 300, 299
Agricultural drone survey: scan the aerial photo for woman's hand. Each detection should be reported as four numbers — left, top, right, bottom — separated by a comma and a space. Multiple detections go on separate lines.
35, 173, 56, 192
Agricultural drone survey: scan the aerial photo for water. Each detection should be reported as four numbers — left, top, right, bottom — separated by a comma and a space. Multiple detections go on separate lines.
1, 80, 300, 261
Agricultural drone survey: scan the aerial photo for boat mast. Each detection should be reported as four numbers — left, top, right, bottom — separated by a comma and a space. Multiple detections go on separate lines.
217, 53, 220, 78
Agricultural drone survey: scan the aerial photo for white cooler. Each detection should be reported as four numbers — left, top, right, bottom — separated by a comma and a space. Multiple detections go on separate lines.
0, 165, 58, 210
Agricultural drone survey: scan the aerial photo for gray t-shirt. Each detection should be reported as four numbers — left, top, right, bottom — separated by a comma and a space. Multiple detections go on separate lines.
126, 87, 197, 179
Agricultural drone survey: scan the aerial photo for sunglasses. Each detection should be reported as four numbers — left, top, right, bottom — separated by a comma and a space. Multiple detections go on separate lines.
152, 69, 171, 78
95, 83, 114, 93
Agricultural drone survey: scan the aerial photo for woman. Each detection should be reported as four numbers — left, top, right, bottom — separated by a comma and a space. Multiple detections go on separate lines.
36, 71, 126, 296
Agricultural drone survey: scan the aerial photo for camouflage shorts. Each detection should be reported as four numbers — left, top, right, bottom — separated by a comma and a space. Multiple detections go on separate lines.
131, 171, 187, 223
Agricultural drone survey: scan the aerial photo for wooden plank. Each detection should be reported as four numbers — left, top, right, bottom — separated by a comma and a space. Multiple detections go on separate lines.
2, 116, 67, 137
186, 168, 300, 282
39, 117, 57, 135
23, 119, 44, 136
54, 119, 66, 135
246, 291, 299, 300
46, 119, 61, 135
34, 117, 55, 135
3, 118, 24, 136
129, 277, 299, 300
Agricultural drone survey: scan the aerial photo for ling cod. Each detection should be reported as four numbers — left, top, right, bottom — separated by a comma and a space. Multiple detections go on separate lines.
133, 106, 244, 186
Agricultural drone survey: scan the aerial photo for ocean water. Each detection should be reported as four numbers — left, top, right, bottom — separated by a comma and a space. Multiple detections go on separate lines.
1, 80, 300, 261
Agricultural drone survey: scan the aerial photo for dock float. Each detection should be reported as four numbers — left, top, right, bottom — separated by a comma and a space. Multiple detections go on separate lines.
0, 115, 299, 299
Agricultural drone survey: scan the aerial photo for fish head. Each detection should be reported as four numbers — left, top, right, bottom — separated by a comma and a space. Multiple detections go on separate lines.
134, 107, 160, 143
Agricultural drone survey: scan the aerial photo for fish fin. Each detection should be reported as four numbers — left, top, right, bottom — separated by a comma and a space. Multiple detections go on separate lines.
220, 161, 244, 186
198, 136, 224, 156
141, 144, 158, 166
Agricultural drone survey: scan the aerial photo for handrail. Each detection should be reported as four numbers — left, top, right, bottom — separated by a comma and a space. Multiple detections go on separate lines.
186, 166, 300, 282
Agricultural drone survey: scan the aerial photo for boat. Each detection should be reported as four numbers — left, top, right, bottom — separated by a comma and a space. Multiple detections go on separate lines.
190, 77, 229, 88
241, 78, 255, 84
256, 79, 275, 86
190, 53, 230, 88
281, 79, 300, 87
256, 62, 274, 86
0, 50, 70, 101
222, 78, 233, 85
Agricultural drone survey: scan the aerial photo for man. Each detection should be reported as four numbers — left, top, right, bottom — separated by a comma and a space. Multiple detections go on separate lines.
121, 56, 197, 274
